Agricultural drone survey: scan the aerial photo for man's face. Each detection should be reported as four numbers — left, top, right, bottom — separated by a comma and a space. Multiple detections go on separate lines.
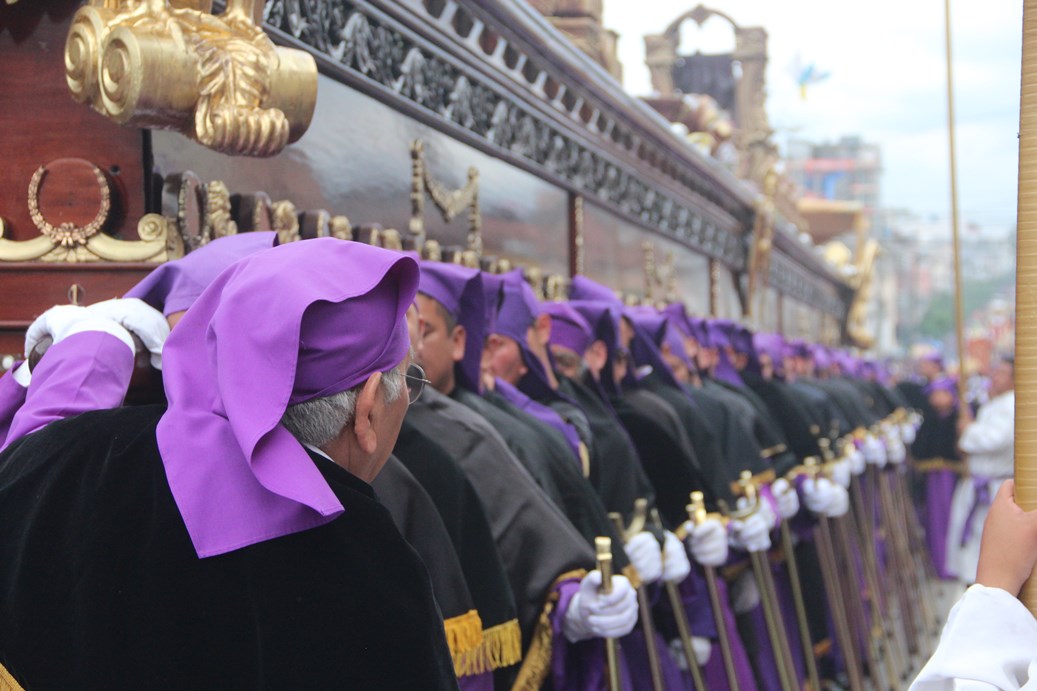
919, 360, 942, 380
551, 344, 584, 380
486, 334, 528, 385
990, 362, 1015, 397
759, 353, 774, 380
415, 294, 464, 395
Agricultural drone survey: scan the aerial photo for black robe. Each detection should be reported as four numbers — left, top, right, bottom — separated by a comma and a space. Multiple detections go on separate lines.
453, 386, 631, 573
612, 388, 722, 525
392, 420, 518, 644
636, 371, 740, 503
406, 388, 594, 646
558, 376, 655, 522
0, 405, 457, 690
373, 456, 477, 634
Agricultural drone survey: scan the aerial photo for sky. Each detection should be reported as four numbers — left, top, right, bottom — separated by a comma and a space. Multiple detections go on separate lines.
602, 0, 1023, 234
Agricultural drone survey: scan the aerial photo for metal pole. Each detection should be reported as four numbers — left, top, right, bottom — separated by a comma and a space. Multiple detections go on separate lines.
779, 520, 822, 691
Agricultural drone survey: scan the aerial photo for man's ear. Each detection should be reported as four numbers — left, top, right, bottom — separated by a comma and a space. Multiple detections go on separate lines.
451, 324, 467, 363
533, 313, 552, 348
352, 372, 382, 455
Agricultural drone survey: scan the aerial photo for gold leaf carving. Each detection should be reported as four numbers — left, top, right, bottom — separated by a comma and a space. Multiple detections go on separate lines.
65, 0, 317, 157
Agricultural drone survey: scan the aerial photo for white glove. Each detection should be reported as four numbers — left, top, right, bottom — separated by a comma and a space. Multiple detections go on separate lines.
87, 298, 169, 370
826, 484, 850, 518
900, 422, 916, 445
25, 305, 134, 361
562, 570, 639, 642
737, 495, 777, 531
848, 448, 866, 476
886, 437, 906, 465
730, 569, 761, 614
668, 636, 713, 669
802, 477, 837, 515
728, 512, 772, 552
661, 531, 691, 583
625, 531, 663, 584
686, 518, 728, 567
830, 459, 852, 489
771, 478, 800, 520
862, 434, 887, 468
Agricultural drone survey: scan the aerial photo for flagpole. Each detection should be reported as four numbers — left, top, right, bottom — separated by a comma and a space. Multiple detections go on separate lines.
1015, 0, 1037, 616
944, 0, 968, 410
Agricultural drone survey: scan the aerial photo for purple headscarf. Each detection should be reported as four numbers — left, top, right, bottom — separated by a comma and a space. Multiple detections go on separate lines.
125, 232, 279, 315
570, 300, 623, 397
541, 301, 593, 356
706, 319, 744, 387
753, 333, 786, 378
924, 376, 959, 406
570, 274, 620, 303
417, 261, 485, 394
811, 345, 832, 373
157, 238, 418, 558
623, 307, 682, 389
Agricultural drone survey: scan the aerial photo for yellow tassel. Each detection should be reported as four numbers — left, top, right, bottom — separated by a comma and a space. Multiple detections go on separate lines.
456, 618, 523, 677
445, 609, 484, 674
511, 569, 587, 691
0, 663, 25, 691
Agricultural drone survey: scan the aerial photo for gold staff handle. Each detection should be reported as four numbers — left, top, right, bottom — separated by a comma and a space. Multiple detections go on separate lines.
596, 537, 623, 691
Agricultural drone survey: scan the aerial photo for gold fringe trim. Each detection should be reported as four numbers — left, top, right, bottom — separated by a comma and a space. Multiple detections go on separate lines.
913, 458, 969, 475
511, 569, 587, 691
445, 609, 484, 672
456, 618, 523, 677
0, 663, 24, 691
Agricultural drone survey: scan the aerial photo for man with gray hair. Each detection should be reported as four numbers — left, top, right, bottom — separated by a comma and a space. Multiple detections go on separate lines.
0, 239, 458, 689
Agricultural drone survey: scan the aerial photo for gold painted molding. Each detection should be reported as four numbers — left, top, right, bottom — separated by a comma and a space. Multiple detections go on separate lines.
65, 0, 317, 157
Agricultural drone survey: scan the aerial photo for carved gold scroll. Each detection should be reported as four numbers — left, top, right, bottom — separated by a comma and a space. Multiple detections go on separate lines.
65, 0, 317, 157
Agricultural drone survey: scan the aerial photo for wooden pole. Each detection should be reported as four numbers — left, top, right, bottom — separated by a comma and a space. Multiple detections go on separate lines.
944, 0, 968, 408
1015, 0, 1037, 615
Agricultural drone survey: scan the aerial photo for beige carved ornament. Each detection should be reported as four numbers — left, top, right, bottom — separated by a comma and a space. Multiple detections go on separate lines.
845, 239, 880, 349
0, 159, 183, 263
65, 0, 317, 157
642, 241, 677, 307
409, 140, 481, 260
745, 167, 777, 320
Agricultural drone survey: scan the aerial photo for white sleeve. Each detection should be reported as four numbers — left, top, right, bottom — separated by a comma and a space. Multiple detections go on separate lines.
959, 398, 1015, 456
910, 585, 1037, 690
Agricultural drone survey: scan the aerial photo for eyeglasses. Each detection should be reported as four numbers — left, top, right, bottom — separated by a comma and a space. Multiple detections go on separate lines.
404, 363, 432, 404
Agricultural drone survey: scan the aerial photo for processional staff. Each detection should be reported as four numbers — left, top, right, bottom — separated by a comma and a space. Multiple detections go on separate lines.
1014, 0, 1037, 615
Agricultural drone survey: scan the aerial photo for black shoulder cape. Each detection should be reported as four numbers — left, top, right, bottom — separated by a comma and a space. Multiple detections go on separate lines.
0, 406, 457, 690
